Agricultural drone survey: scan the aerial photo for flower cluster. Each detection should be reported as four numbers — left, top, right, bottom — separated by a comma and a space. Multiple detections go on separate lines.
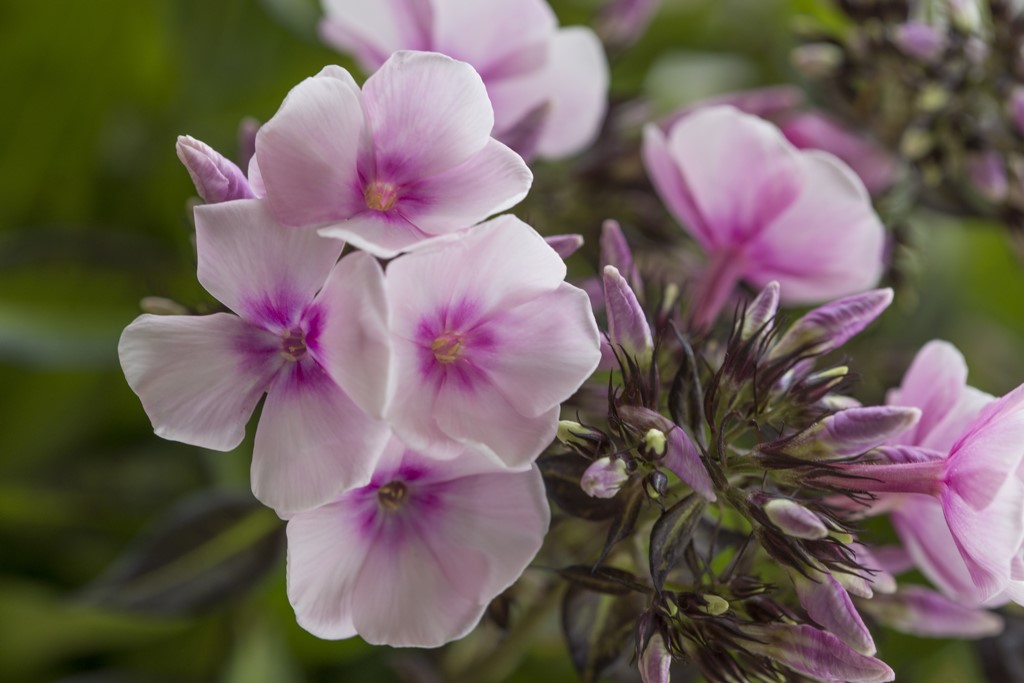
115, 0, 1024, 680
121, 48, 601, 646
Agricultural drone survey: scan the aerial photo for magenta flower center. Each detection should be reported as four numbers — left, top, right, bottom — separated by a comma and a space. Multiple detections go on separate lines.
377, 480, 408, 510
431, 331, 465, 365
279, 327, 308, 362
364, 181, 399, 212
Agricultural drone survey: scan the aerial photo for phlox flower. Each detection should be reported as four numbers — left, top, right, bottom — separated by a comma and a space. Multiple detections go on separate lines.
318, 0, 609, 160
286, 433, 549, 647
643, 106, 886, 329
255, 51, 533, 258
341, 214, 602, 468
119, 199, 390, 514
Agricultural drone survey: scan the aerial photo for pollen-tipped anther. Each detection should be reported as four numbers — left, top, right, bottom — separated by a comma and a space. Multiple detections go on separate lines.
280, 327, 307, 362
377, 481, 408, 511
364, 181, 399, 212
431, 331, 465, 365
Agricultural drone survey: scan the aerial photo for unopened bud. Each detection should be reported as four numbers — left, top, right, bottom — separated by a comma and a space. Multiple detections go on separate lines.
699, 594, 730, 616
545, 234, 585, 259
557, 420, 603, 449
776, 406, 921, 460
175, 135, 255, 204
618, 406, 716, 501
604, 265, 654, 370
947, 0, 982, 32
771, 289, 894, 360
764, 498, 829, 539
1011, 88, 1024, 136
741, 281, 780, 340
915, 84, 950, 113
600, 219, 643, 296
899, 128, 934, 160
645, 470, 669, 499
644, 428, 667, 455
638, 632, 671, 683
581, 457, 630, 498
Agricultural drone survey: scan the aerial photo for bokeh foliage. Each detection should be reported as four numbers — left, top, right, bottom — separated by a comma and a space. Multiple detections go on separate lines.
1, 0, 1022, 681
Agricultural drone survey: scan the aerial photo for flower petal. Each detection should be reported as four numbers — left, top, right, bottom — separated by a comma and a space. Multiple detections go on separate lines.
286, 497, 372, 639
482, 283, 601, 418
118, 313, 279, 451
362, 51, 493, 181
887, 340, 968, 447
641, 123, 713, 249
750, 150, 885, 302
317, 211, 440, 259
255, 69, 366, 228
319, 0, 433, 72
195, 199, 343, 327
399, 138, 533, 234
315, 252, 392, 418
252, 362, 389, 514
534, 27, 610, 159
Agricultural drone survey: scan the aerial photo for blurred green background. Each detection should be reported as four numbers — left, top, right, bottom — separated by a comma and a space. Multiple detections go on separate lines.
2, 0, 1023, 681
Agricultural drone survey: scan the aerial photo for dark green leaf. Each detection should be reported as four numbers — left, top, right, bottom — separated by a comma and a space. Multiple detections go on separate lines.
79, 492, 284, 616
539, 454, 622, 521
595, 484, 644, 567
649, 493, 706, 592
668, 329, 707, 449
558, 565, 650, 596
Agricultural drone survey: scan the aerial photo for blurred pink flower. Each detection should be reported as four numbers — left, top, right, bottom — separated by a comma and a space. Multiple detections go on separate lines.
345, 215, 602, 467
255, 52, 533, 258
118, 199, 390, 514
319, 0, 609, 160
643, 106, 886, 329
287, 433, 549, 646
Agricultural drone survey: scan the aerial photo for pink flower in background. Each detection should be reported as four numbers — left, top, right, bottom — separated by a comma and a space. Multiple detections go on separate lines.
255, 52, 532, 258
377, 215, 602, 468
643, 106, 886, 329
119, 199, 390, 514
319, 0, 609, 160
286, 433, 549, 646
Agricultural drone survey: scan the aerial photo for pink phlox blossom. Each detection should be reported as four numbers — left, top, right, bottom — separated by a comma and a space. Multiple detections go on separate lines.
255, 52, 533, 258
337, 214, 602, 469
119, 199, 390, 515
319, 0, 609, 160
643, 106, 886, 330
285, 433, 549, 647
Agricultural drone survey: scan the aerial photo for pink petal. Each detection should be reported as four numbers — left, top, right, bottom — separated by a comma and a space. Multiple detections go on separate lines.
255, 69, 366, 228
750, 150, 885, 302
193, 199, 344, 325
665, 106, 803, 248
484, 283, 601, 417
315, 252, 392, 418
433, 0, 555, 79
534, 27, 609, 159
319, 0, 433, 72
792, 570, 875, 655
384, 215, 567, 325
859, 585, 1004, 639
641, 123, 713, 249
887, 340, 968, 447
434, 391, 562, 469
362, 51, 494, 181
317, 211, 439, 260
253, 362, 389, 514
286, 497, 371, 639
400, 138, 532, 234
893, 497, 992, 604
118, 313, 279, 451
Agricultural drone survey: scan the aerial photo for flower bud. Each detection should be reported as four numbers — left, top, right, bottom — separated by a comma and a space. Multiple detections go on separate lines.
545, 234, 585, 259
581, 457, 629, 498
743, 624, 894, 682
947, 0, 982, 32
237, 116, 260, 169
741, 281, 780, 340
644, 428, 667, 455
786, 406, 921, 459
764, 498, 829, 539
557, 420, 604, 449
893, 22, 947, 62
771, 289, 893, 360
698, 594, 730, 616
600, 219, 643, 296
175, 135, 255, 204
604, 265, 654, 370
639, 632, 671, 683
644, 470, 669, 499
598, 0, 661, 49
1011, 88, 1024, 136
618, 406, 716, 501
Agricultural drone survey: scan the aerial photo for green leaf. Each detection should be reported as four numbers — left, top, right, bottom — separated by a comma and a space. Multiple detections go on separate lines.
595, 484, 644, 567
80, 492, 284, 616
649, 493, 706, 592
